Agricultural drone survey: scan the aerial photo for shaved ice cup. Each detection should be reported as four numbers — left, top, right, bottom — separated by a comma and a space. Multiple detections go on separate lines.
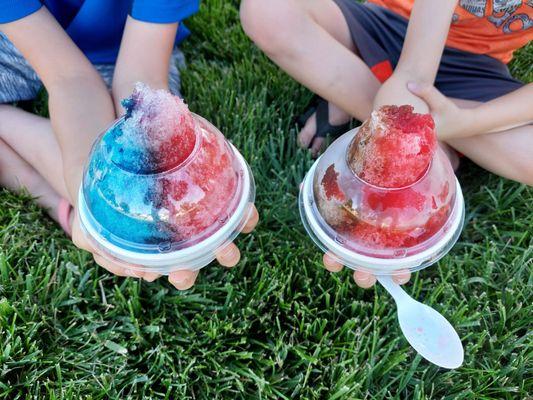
78, 115, 255, 274
299, 128, 465, 275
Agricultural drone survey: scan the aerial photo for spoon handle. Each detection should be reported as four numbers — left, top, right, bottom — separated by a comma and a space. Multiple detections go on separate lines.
377, 275, 412, 305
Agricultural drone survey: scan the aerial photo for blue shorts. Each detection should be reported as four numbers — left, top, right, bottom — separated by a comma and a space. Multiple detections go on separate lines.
0, 32, 184, 103
333, 1, 524, 102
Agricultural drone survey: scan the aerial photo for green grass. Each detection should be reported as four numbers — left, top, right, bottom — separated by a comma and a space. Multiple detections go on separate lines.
1, 1, 532, 398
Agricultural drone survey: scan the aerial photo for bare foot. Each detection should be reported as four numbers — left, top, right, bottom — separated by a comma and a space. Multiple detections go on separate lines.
298, 102, 351, 156
0, 138, 63, 223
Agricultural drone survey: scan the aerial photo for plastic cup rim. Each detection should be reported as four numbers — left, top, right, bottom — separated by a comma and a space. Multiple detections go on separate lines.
78, 146, 253, 266
301, 160, 464, 271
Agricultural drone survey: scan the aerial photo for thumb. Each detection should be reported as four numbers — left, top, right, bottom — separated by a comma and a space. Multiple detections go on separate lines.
70, 212, 95, 253
407, 82, 447, 111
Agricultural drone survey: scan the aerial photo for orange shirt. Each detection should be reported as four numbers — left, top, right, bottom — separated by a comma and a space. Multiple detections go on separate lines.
368, 0, 533, 63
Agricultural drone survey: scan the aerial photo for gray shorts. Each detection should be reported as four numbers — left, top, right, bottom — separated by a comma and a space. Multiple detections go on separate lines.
0, 32, 184, 103
334, 1, 524, 102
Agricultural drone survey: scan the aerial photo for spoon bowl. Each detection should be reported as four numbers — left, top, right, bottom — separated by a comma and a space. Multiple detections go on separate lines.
378, 276, 464, 369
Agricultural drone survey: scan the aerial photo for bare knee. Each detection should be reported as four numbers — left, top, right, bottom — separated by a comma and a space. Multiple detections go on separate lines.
516, 132, 533, 186
240, 0, 302, 54
509, 160, 533, 186
491, 127, 533, 186
448, 125, 533, 186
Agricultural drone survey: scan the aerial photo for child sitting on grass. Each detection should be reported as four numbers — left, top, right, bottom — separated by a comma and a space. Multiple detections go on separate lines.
0, 1, 259, 290
240, 0, 532, 287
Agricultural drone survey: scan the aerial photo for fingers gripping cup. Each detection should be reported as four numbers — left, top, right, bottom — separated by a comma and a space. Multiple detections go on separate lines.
299, 105, 465, 275
78, 84, 255, 274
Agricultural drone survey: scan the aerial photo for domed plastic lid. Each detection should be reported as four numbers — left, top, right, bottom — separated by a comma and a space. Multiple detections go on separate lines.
300, 106, 464, 271
79, 84, 251, 259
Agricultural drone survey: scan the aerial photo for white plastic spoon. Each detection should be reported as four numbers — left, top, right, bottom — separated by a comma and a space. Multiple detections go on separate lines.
377, 275, 464, 369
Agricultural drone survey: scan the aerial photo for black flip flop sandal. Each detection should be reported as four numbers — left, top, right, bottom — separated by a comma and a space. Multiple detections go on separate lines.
296, 95, 319, 128
297, 96, 352, 149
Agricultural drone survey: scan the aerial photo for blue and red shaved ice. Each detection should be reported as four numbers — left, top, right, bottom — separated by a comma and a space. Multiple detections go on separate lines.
84, 84, 239, 251
115, 85, 197, 174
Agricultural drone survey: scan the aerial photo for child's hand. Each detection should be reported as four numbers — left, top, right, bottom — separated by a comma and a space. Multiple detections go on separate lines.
322, 252, 411, 288
373, 73, 430, 114
71, 204, 259, 290
166, 205, 259, 290
70, 210, 155, 279
407, 82, 473, 140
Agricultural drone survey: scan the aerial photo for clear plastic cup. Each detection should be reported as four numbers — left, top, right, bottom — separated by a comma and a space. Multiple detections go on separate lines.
299, 128, 464, 275
79, 113, 255, 274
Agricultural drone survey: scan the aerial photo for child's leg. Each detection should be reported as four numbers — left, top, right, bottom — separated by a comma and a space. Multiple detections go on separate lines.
240, 1, 531, 184
450, 124, 533, 186
0, 138, 63, 222
240, 0, 379, 151
0, 105, 69, 199
446, 99, 533, 186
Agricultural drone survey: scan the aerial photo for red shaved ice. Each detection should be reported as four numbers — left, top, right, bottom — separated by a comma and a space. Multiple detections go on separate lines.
348, 105, 437, 188
313, 105, 454, 254
322, 165, 346, 202
163, 117, 238, 240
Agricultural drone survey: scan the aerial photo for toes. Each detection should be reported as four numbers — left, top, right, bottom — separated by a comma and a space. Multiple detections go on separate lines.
168, 270, 199, 290
323, 252, 343, 272
310, 137, 325, 157
297, 114, 316, 149
353, 270, 377, 289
